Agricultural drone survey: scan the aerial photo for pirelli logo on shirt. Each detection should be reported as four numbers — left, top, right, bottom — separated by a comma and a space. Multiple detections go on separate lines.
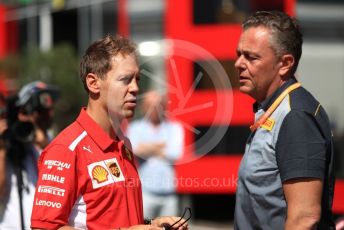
87, 158, 125, 189
38, 185, 65, 197
261, 117, 275, 131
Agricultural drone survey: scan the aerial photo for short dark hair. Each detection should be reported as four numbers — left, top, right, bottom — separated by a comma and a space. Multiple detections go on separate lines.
243, 11, 303, 75
80, 35, 138, 93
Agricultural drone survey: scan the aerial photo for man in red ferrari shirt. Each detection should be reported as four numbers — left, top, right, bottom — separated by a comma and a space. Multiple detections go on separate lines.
31, 35, 188, 230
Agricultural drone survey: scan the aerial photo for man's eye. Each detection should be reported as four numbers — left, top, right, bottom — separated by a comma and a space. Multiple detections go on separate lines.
120, 76, 132, 84
246, 55, 257, 61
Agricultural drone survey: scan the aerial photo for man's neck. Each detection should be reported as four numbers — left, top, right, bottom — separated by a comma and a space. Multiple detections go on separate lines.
86, 103, 119, 139
257, 77, 289, 103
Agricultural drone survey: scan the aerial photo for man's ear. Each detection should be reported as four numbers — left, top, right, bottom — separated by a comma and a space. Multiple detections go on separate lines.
86, 73, 101, 94
279, 54, 295, 77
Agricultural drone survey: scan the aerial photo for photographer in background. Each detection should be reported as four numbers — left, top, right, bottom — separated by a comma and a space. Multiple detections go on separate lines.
0, 81, 59, 230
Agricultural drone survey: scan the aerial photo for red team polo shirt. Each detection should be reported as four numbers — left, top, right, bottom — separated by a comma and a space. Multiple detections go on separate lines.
31, 109, 144, 229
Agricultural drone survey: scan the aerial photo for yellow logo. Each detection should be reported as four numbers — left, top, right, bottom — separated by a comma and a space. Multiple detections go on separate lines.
261, 118, 275, 131
92, 165, 109, 183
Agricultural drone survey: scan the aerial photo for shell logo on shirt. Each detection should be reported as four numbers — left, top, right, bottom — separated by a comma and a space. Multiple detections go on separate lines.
87, 158, 125, 189
92, 166, 109, 183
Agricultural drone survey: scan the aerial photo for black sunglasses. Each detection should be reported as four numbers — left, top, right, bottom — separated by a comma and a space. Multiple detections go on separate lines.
163, 207, 192, 230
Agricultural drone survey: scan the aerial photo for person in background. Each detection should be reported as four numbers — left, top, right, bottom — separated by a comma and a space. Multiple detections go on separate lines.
127, 90, 184, 218
0, 81, 59, 230
31, 35, 188, 230
234, 11, 335, 229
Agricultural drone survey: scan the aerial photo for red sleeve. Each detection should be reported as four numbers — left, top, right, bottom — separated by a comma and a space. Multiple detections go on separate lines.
31, 144, 77, 229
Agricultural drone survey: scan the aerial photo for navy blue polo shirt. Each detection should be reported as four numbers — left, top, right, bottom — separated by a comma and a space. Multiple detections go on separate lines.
234, 77, 335, 230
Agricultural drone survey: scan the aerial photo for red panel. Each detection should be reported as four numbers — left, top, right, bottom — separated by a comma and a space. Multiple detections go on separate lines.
118, 0, 129, 37
175, 155, 242, 194
0, 5, 8, 95
0, 5, 7, 57
168, 90, 253, 126
284, 0, 296, 16
166, 57, 193, 100
6, 20, 18, 53
333, 180, 344, 214
165, 0, 241, 59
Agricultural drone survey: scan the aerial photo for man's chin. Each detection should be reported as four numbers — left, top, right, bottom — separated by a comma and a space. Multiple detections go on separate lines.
239, 86, 252, 95
124, 110, 135, 119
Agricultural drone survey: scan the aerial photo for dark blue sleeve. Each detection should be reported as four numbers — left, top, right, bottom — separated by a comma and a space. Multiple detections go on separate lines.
276, 110, 327, 182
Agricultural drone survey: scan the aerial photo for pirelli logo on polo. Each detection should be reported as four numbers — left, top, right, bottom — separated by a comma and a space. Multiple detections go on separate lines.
38, 185, 65, 197
261, 117, 275, 131
87, 158, 125, 189
44, 160, 71, 171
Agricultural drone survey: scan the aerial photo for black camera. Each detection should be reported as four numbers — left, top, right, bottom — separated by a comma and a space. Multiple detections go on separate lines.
1, 81, 59, 165
1, 95, 35, 166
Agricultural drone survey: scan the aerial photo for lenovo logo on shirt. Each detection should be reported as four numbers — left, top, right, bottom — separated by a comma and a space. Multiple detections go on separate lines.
35, 199, 62, 208
38, 185, 65, 197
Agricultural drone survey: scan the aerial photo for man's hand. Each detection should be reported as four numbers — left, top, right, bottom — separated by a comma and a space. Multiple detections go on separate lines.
151, 216, 189, 230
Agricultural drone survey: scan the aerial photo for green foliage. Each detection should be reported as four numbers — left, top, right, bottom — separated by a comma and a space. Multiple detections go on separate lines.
2, 44, 86, 132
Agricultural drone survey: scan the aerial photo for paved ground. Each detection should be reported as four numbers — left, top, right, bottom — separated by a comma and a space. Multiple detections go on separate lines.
190, 221, 234, 230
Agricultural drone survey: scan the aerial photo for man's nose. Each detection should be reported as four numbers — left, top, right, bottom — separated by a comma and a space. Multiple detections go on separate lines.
129, 79, 139, 94
234, 55, 244, 70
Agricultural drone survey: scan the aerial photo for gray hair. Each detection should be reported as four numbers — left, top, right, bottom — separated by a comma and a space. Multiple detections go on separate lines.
243, 11, 303, 75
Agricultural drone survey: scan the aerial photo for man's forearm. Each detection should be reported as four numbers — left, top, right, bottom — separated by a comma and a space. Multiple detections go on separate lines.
285, 213, 320, 230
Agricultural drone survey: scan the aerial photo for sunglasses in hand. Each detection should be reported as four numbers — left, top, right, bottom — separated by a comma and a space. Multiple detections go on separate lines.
162, 207, 192, 230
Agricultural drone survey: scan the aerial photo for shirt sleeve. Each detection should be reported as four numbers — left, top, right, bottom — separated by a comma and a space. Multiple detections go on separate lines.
31, 144, 77, 229
276, 110, 327, 182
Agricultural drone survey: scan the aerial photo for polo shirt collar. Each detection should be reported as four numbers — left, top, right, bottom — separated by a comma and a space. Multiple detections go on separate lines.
253, 77, 298, 113
76, 108, 115, 151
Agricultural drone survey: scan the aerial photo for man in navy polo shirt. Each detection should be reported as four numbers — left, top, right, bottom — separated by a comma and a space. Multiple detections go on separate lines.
234, 11, 335, 230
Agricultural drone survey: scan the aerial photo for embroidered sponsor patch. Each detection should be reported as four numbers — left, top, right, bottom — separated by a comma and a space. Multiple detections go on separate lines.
37, 185, 65, 197
87, 158, 125, 189
92, 165, 109, 183
42, 174, 65, 184
261, 117, 275, 131
35, 199, 62, 208
44, 160, 71, 171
